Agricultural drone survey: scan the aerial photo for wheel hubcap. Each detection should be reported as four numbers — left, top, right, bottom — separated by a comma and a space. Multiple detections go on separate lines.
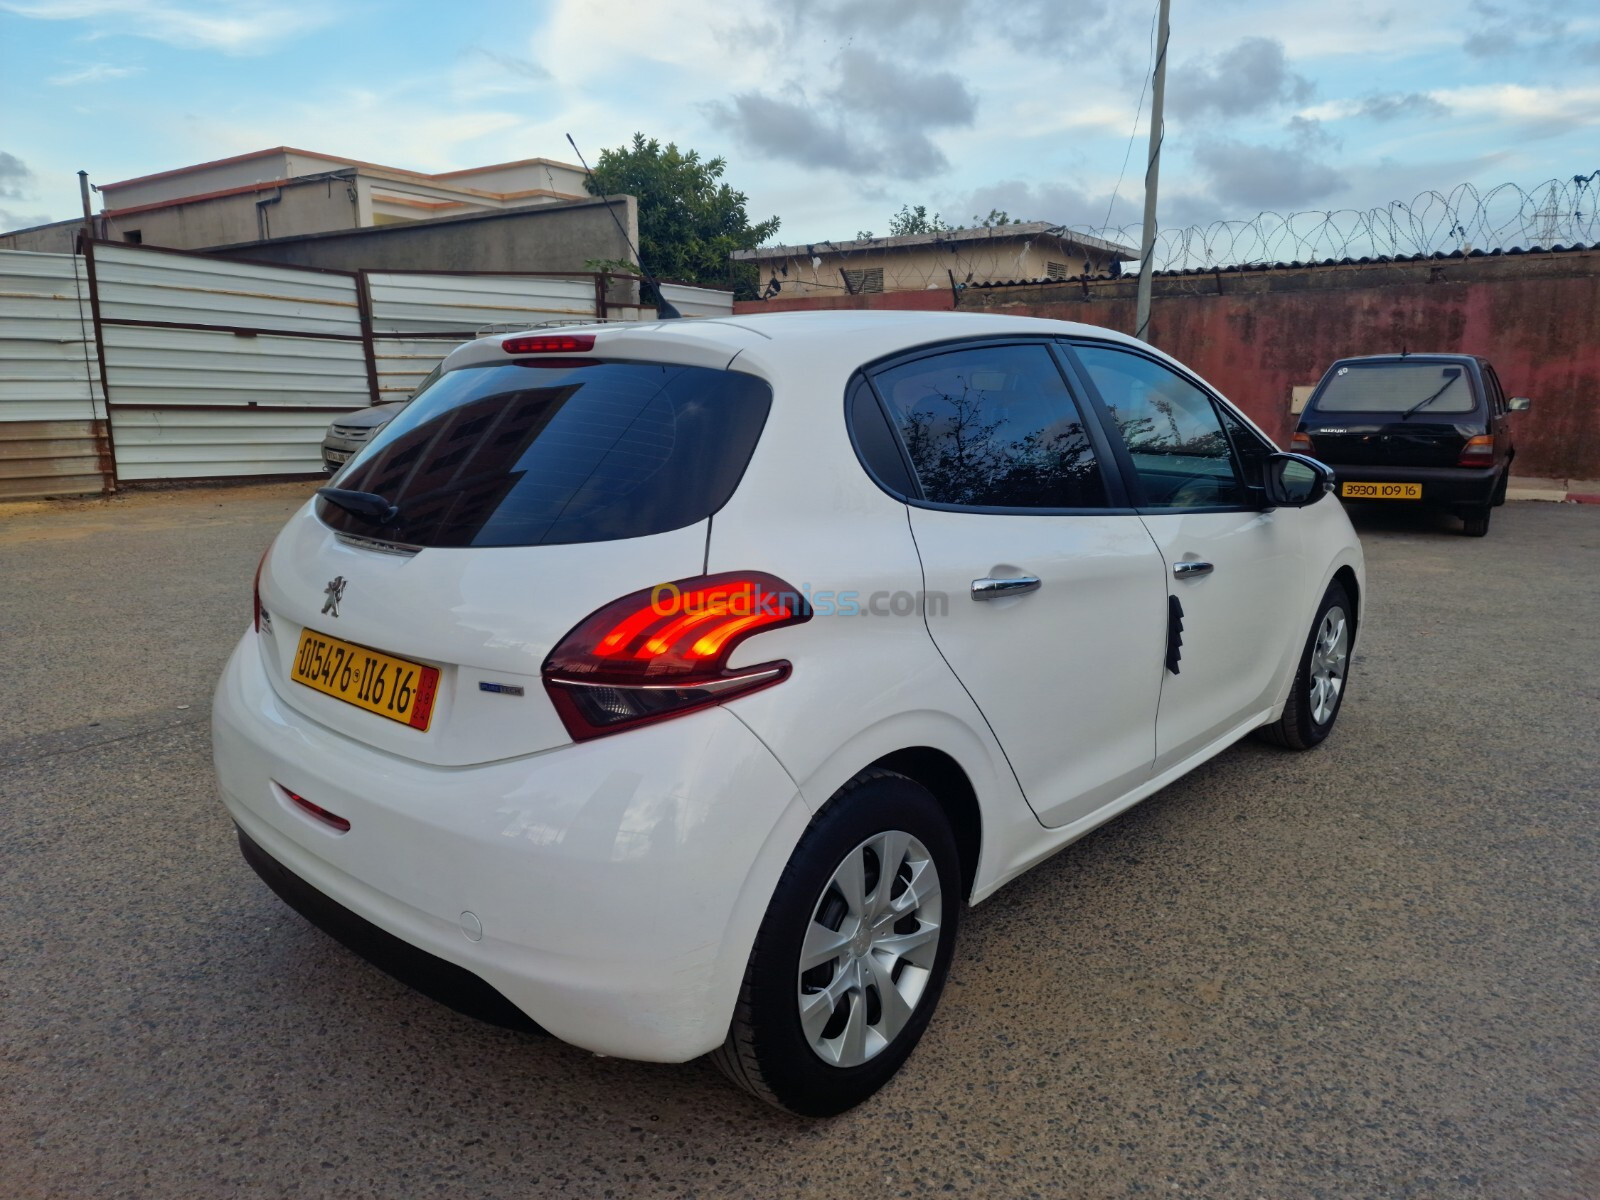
797, 830, 942, 1068
1309, 605, 1349, 726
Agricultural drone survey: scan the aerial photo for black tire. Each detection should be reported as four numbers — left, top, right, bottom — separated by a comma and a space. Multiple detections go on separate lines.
711, 769, 961, 1117
1461, 505, 1492, 537
1256, 581, 1353, 751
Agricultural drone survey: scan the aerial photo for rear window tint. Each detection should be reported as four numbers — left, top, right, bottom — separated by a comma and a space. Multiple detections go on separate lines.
319, 360, 771, 548
1311, 361, 1477, 414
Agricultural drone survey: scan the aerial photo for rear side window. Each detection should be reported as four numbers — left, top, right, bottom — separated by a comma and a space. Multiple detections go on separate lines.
1311, 361, 1476, 415
320, 361, 771, 548
871, 343, 1108, 509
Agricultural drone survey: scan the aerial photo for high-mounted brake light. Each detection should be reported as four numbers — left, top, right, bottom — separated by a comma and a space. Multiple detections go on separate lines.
1290, 431, 1314, 453
542, 572, 811, 741
501, 334, 595, 354
1458, 434, 1495, 467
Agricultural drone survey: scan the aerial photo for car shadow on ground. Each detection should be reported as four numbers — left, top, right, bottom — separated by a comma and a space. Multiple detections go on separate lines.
1340, 500, 1478, 538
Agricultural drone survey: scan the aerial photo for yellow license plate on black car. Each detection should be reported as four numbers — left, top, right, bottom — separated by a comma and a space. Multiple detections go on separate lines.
292, 629, 440, 730
1342, 481, 1422, 500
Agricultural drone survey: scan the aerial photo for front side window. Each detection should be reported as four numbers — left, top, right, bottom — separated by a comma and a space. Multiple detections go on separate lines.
320, 360, 771, 548
872, 343, 1108, 509
1074, 343, 1246, 508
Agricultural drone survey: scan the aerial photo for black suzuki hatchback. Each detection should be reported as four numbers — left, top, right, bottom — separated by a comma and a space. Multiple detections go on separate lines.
1292, 353, 1530, 536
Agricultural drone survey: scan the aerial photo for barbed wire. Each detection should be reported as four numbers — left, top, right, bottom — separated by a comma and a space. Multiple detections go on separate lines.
1065, 174, 1600, 274
748, 174, 1599, 299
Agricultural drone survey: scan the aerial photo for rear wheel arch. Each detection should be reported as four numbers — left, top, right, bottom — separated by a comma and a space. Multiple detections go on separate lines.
1331, 565, 1361, 641
862, 748, 981, 902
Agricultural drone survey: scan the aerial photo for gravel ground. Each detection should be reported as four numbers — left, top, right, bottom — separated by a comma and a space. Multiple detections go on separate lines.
1, 483, 1596, 1199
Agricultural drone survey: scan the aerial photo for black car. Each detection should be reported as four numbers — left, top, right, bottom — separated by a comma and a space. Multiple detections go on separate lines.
1292, 353, 1531, 536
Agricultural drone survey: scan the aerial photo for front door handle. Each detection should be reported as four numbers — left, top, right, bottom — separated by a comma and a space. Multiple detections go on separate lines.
971, 575, 1041, 600
1173, 561, 1214, 579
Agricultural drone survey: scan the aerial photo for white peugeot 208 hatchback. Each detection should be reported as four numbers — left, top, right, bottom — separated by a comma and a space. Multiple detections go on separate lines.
214, 310, 1363, 1116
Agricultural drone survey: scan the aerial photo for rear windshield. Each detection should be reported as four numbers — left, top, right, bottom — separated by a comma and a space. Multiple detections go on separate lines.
318, 360, 771, 548
1310, 361, 1477, 415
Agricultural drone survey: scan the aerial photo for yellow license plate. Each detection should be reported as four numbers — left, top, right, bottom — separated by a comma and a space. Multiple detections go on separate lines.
1341, 481, 1422, 500
292, 629, 440, 730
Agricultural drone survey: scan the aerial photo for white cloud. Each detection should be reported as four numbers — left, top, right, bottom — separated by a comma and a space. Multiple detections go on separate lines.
0, 0, 332, 54
1428, 83, 1600, 129
47, 62, 142, 85
186, 86, 527, 174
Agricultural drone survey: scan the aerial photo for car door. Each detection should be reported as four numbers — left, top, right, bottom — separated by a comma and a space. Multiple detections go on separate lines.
1066, 341, 1308, 772
860, 340, 1168, 829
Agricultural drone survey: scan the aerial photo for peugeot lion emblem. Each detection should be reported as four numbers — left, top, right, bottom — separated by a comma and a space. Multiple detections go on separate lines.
321, 575, 347, 617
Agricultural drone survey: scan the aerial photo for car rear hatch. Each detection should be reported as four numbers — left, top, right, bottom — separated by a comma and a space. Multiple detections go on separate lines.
255, 343, 773, 767
1301, 360, 1481, 468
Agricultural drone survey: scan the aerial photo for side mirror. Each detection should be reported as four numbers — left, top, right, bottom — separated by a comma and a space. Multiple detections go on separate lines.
1508, 396, 1532, 412
1264, 452, 1333, 508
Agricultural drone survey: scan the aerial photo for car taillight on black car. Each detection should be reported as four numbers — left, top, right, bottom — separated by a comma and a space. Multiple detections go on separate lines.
1290, 431, 1314, 453
542, 573, 811, 740
1459, 434, 1495, 467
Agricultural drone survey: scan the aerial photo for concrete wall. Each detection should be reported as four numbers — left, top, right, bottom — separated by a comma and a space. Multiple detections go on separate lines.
733, 249, 1600, 481
434, 160, 588, 198
0, 219, 85, 254
103, 172, 362, 249
200, 196, 639, 276
99, 149, 343, 210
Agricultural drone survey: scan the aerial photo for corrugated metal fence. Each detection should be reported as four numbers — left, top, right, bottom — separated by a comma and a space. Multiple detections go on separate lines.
0, 250, 111, 498
0, 242, 732, 498
363, 271, 603, 402
92, 243, 371, 480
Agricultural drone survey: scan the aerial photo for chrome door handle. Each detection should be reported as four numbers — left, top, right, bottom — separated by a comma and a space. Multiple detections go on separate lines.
1173, 561, 1214, 579
971, 575, 1041, 600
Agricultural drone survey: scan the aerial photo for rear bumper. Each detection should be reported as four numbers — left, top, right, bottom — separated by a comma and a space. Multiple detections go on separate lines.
1326, 463, 1499, 506
213, 634, 811, 1062
237, 826, 545, 1033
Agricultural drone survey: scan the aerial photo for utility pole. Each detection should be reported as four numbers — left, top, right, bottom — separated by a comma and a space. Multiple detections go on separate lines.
1135, 0, 1171, 343
77, 170, 95, 246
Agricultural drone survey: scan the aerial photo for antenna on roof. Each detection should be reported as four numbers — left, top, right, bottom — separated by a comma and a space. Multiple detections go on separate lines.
566, 133, 681, 320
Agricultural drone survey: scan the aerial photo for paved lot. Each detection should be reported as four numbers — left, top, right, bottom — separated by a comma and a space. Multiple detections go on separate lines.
2, 484, 1596, 1199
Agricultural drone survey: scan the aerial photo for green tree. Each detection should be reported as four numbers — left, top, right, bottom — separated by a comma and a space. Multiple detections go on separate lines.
856, 206, 1017, 240
583, 133, 780, 300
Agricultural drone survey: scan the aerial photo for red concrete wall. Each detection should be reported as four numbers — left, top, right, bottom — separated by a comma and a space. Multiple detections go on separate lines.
735, 260, 1600, 480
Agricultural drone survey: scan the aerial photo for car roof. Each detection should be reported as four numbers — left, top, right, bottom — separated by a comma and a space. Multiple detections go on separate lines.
444, 309, 1153, 375
1328, 353, 1487, 366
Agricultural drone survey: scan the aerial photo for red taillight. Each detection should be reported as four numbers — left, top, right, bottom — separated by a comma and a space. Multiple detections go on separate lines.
253, 545, 270, 632
542, 572, 811, 741
1458, 434, 1495, 467
501, 333, 595, 354
1290, 431, 1313, 453
282, 787, 350, 833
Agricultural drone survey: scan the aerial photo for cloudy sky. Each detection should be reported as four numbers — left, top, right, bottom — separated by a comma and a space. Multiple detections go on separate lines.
1, 0, 1596, 245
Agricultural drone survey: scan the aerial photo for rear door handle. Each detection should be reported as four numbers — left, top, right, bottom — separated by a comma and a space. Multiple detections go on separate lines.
971, 575, 1041, 600
1173, 561, 1214, 579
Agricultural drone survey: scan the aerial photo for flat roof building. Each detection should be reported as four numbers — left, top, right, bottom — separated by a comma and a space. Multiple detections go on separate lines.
2, 146, 592, 253
732, 223, 1138, 299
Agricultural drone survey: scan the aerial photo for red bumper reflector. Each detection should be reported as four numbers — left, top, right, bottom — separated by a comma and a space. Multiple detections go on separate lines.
283, 788, 350, 833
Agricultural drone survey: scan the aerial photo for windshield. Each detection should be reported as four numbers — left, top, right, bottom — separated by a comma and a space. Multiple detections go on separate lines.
1310, 361, 1476, 415
318, 359, 772, 548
